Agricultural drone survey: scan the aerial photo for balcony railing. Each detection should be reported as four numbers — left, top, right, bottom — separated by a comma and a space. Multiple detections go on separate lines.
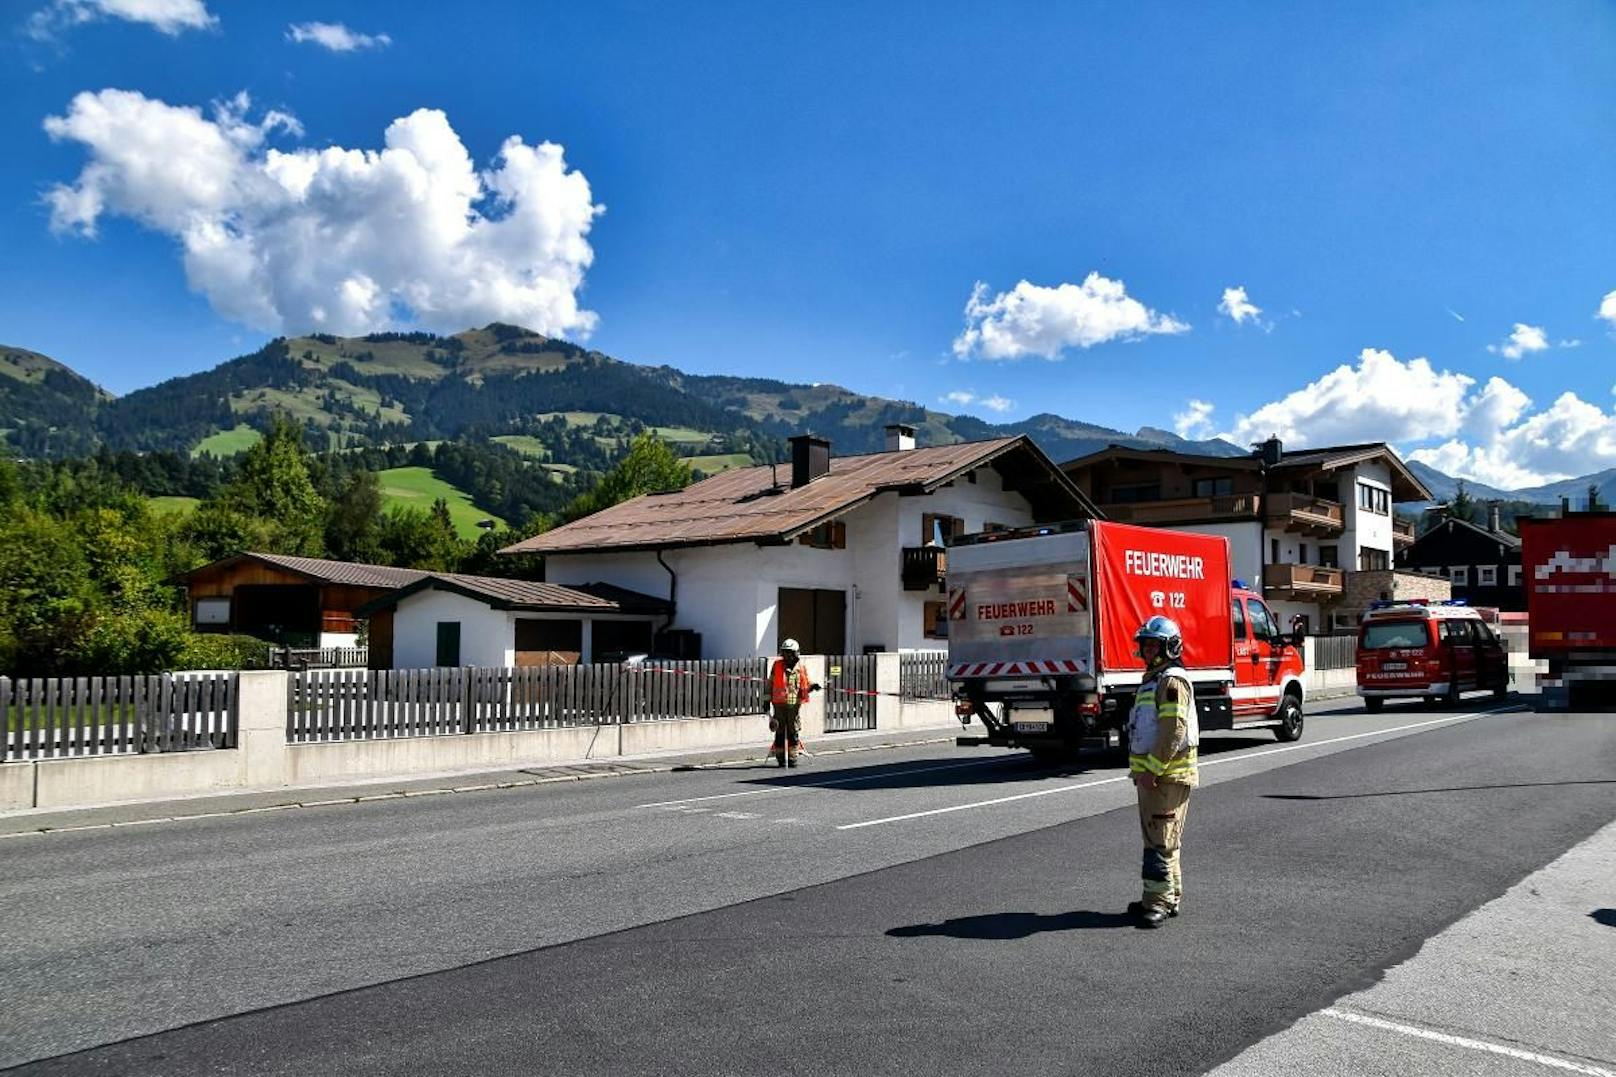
901, 546, 947, 591
1265, 493, 1345, 534
1263, 563, 1345, 595
1098, 493, 1260, 525
1392, 518, 1416, 545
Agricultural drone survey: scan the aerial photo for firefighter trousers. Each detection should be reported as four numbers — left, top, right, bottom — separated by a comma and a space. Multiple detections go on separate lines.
1137, 780, 1192, 911
770, 704, 803, 758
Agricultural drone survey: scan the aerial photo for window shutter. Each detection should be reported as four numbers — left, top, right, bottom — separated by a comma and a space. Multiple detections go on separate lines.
832, 521, 847, 549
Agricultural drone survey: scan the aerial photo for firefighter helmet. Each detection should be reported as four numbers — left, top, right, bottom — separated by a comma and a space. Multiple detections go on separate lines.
1134, 616, 1184, 661
780, 638, 800, 654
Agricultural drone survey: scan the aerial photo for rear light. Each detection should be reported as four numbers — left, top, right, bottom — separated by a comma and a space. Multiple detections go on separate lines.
1078, 700, 1100, 716
955, 699, 975, 717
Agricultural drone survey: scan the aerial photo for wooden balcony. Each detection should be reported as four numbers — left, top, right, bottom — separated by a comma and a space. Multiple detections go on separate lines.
1263, 563, 1344, 596
1392, 518, 1416, 546
1098, 494, 1260, 526
901, 546, 947, 591
1265, 493, 1345, 536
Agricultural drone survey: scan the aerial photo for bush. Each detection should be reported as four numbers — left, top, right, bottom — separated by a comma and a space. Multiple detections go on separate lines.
176, 633, 275, 671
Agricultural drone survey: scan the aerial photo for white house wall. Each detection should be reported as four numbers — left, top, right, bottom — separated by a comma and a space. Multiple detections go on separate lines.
544, 463, 1037, 658
392, 590, 513, 668
1341, 461, 1394, 567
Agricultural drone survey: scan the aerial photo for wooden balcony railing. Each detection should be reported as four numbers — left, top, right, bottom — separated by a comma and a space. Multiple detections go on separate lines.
901, 546, 947, 592
1392, 518, 1416, 545
1263, 563, 1345, 594
1265, 492, 1345, 534
1098, 494, 1260, 525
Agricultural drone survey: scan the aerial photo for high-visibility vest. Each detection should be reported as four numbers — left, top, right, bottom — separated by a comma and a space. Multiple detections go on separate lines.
771, 660, 811, 705
1127, 664, 1200, 779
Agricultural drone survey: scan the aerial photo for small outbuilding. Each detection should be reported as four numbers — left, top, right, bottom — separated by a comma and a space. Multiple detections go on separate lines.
355, 574, 671, 669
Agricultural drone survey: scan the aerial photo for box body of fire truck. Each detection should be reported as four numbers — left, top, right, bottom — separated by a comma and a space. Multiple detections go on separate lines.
1519, 512, 1616, 708
947, 520, 1240, 758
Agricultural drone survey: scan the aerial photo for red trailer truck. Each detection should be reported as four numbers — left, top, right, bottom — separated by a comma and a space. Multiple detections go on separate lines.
948, 520, 1306, 759
1518, 512, 1616, 708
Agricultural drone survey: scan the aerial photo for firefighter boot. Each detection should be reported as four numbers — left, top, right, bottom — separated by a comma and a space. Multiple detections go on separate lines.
1127, 901, 1177, 920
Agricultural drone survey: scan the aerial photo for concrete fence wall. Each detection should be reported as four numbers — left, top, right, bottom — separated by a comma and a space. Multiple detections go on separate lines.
1, 655, 966, 814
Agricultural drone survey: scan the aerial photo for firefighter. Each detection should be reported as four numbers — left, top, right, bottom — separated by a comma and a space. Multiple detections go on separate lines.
1125, 616, 1200, 928
768, 639, 817, 767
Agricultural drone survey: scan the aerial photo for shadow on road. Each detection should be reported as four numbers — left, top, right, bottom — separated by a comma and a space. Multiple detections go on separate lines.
887, 909, 1133, 939
1590, 909, 1616, 928
1263, 779, 1616, 801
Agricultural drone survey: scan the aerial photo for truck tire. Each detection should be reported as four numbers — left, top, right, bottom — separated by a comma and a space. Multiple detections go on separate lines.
1273, 693, 1304, 741
1365, 697, 1384, 714
1443, 676, 1462, 706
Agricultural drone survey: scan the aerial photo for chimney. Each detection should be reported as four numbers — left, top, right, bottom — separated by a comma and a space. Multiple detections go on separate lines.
789, 434, 831, 488
1562, 495, 1572, 516
1255, 436, 1283, 468
1589, 484, 1602, 512
1487, 502, 1501, 533
884, 423, 917, 452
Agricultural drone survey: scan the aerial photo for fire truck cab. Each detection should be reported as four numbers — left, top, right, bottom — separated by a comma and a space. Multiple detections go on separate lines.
1355, 600, 1509, 711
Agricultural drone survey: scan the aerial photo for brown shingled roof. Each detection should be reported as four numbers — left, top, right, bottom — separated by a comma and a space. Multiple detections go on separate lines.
354, 573, 670, 617
500, 435, 1099, 556
182, 552, 432, 589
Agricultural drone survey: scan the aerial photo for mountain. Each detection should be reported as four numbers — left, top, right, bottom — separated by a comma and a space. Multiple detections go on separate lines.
1511, 468, 1616, 510
1403, 461, 1521, 505
0, 345, 111, 457
4, 325, 1254, 471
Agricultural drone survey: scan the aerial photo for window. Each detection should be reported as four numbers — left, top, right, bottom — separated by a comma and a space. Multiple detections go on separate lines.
1478, 565, 1498, 586
1231, 597, 1248, 640
1359, 547, 1390, 571
799, 521, 847, 550
1509, 565, 1522, 587
1319, 545, 1339, 569
920, 513, 965, 546
1107, 483, 1161, 504
435, 621, 461, 667
1449, 566, 1469, 586
1362, 621, 1429, 649
1192, 477, 1234, 497
1440, 619, 1472, 644
1248, 600, 1279, 642
1298, 542, 1309, 565
1357, 481, 1390, 515
193, 597, 230, 628
982, 521, 1009, 534
923, 600, 948, 640
1270, 538, 1281, 564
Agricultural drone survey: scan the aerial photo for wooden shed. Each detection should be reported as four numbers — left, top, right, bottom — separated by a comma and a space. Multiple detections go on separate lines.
178, 553, 429, 648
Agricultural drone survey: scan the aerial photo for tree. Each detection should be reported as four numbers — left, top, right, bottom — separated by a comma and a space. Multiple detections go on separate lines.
1448, 480, 1478, 524
326, 471, 384, 562
377, 500, 464, 570
558, 434, 693, 524
216, 415, 327, 555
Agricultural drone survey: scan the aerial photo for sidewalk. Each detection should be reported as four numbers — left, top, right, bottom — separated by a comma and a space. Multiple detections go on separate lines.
1208, 818, 1616, 1077
0, 723, 971, 837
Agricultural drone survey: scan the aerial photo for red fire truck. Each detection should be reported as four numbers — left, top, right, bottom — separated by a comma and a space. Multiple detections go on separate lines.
1519, 512, 1616, 708
948, 520, 1307, 760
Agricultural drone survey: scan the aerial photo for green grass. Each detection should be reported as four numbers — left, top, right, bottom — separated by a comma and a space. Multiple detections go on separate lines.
192, 425, 262, 458
148, 496, 201, 515
648, 425, 716, 445
491, 435, 549, 458
377, 466, 506, 539
686, 453, 754, 474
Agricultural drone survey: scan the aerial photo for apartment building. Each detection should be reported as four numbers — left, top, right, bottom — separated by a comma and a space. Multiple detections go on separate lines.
1062, 439, 1432, 633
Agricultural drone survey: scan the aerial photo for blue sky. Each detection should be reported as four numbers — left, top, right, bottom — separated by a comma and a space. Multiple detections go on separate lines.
2, 0, 1614, 488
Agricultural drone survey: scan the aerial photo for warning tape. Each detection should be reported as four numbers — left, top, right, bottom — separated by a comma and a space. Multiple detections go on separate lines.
622, 664, 949, 702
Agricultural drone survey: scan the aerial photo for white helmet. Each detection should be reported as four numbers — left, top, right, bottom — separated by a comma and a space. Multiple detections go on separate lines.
1134, 616, 1183, 661
780, 638, 800, 653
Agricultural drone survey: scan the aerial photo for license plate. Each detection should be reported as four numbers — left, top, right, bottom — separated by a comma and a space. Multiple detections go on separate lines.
1014, 721, 1050, 734
1382, 662, 1407, 671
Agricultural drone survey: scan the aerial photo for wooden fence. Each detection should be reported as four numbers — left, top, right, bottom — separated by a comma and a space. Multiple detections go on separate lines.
2, 673, 238, 762
1310, 634, 1358, 670
898, 651, 950, 700
268, 647, 369, 670
287, 659, 771, 743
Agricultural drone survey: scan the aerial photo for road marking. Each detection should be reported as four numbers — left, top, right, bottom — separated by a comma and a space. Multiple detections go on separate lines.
635, 756, 1016, 809
1321, 1009, 1616, 1076
837, 706, 1519, 830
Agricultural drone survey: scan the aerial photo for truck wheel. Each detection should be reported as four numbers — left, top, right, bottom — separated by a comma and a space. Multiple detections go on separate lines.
1364, 697, 1383, 714
1443, 677, 1462, 706
1273, 694, 1304, 741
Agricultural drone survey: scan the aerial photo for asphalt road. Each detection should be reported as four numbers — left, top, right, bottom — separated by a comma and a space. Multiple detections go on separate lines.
3, 699, 1612, 1075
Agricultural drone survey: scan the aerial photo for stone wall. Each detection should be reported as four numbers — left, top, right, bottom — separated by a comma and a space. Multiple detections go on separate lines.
1333, 569, 1452, 627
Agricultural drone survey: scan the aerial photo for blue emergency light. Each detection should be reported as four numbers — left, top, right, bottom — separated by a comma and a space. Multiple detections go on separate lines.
1231, 578, 1248, 590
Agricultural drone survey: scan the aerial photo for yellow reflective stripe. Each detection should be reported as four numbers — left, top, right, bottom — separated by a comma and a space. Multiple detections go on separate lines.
1157, 704, 1181, 718
1129, 754, 1165, 775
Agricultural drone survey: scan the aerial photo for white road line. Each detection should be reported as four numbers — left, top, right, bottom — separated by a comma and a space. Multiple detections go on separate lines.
836, 706, 1520, 831
1321, 1009, 1616, 1077
635, 756, 1016, 809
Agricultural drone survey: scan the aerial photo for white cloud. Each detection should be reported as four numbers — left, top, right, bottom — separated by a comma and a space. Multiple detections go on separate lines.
26, 0, 214, 38
286, 21, 391, 51
1226, 348, 1475, 448
952, 273, 1188, 360
1411, 391, 1616, 489
1598, 290, 1616, 328
940, 389, 1014, 414
1173, 399, 1215, 440
1217, 286, 1261, 325
43, 89, 603, 339
1487, 322, 1549, 360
